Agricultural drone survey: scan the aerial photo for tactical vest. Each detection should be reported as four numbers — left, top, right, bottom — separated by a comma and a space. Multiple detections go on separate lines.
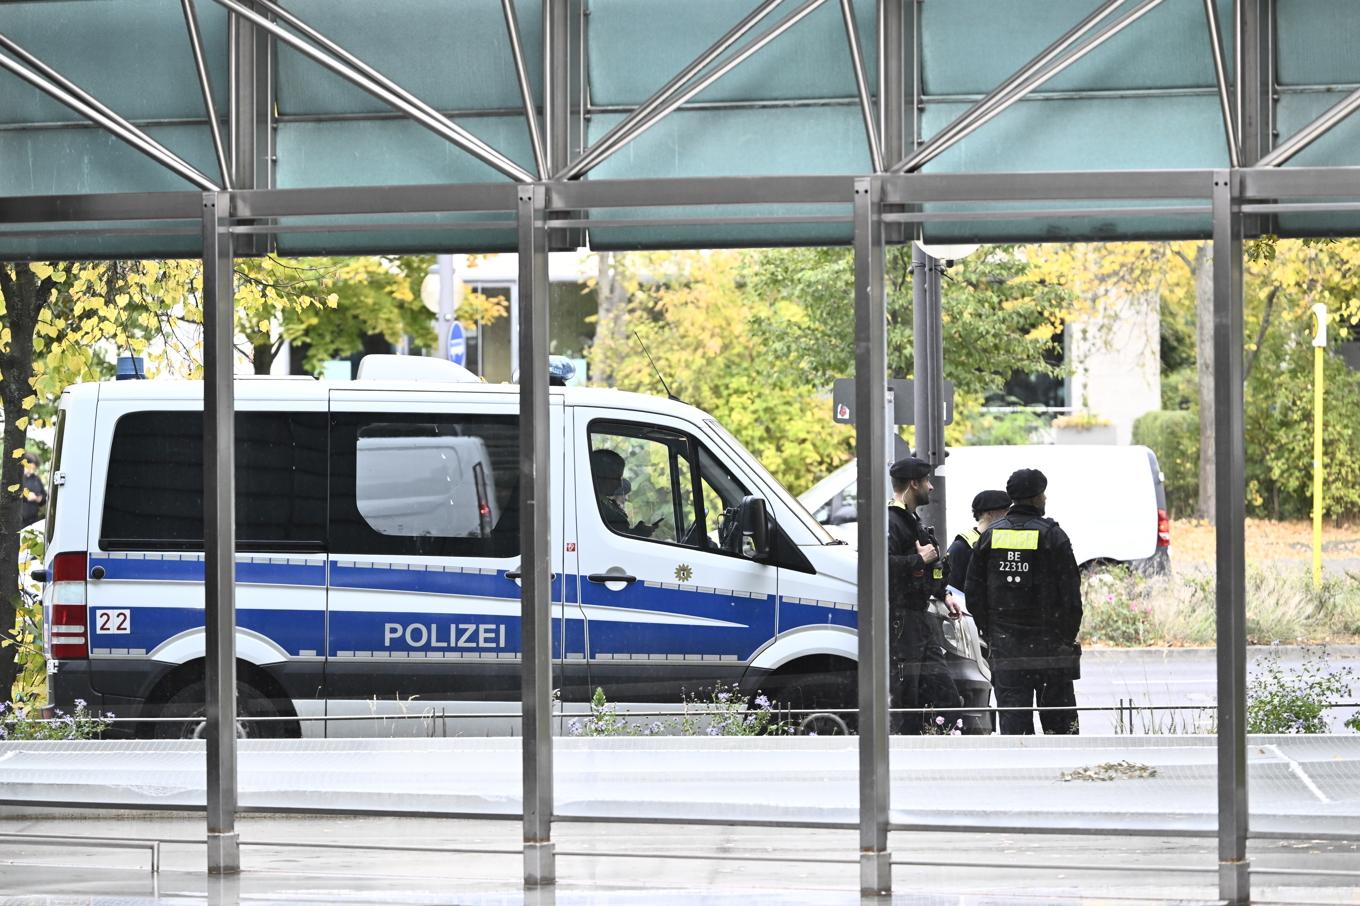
984, 513, 1059, 633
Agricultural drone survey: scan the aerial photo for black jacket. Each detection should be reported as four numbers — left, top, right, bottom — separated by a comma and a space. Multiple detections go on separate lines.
887, 502, 945, 613
946, 528, 980, 592
20, 471, 46, 527
963, 504, 1082, 651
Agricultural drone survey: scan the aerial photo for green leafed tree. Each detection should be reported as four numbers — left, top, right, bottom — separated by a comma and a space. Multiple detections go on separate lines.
587, 247, 1070, 494
744, 245, 1071, 446
588, 250, 854, 494
273, 255, 438, 374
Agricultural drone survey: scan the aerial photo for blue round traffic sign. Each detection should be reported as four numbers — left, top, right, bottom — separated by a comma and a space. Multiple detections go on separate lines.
446, 321, 467, 366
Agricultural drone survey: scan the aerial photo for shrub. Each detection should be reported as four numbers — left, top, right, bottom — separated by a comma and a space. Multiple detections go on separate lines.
1079, 563, 1360, 648
0, 694, 112, 740
1132, 409, 1199, 518
963, 409, 1047, 446
1244, 328, 1360, 521
1247, 646, 1354, 734
567, 685, 792, 737
677, 684, 790, 737
1081, 567, 1157, 646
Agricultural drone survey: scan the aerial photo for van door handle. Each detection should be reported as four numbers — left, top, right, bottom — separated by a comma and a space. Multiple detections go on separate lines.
505, 570, 557, 581
587, 572, 637, 585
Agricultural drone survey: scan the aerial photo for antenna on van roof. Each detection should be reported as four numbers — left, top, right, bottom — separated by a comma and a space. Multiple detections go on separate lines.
634, 330, 683, 403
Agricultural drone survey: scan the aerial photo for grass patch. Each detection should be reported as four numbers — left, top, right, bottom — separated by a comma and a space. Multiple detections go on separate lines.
1081, 564, 1360, 647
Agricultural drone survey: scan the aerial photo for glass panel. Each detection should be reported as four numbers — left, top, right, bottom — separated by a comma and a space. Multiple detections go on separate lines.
330, 412, 520, 558
100, 410, 327, 549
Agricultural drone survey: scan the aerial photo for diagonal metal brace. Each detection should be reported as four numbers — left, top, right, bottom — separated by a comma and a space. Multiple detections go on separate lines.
210, 0, 534, 182
0, 34, 221, 191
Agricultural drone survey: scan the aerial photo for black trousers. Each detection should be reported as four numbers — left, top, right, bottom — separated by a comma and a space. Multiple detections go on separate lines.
890, 610, 961, 734
993, 665, 1078, 735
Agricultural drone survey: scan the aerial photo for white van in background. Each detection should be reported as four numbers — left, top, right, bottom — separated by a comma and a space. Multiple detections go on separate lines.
799, 444, 1171, 573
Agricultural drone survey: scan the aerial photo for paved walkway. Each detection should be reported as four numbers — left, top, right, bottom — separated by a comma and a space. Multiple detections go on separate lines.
2, 736, 1357, 903
3, 735, 1358, 834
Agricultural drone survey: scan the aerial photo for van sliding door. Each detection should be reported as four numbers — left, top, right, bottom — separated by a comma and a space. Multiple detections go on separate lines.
324, 390, 568, 736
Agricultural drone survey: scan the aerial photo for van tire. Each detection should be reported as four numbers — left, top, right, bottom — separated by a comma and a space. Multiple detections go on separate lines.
763, 655, 858, 735
156, 679, 294, 740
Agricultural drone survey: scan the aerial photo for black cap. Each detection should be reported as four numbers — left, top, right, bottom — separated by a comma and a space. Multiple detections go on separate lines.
889, 456, 932, 481
971, 489, 1011, 517
1006, 468, 1048, 500
591, 448, 624, 478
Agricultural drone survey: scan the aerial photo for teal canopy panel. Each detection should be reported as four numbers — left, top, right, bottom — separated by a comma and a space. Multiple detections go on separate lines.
5, 0, 1360, 255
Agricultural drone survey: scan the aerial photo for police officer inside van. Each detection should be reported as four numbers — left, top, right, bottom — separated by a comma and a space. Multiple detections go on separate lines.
590, 448, 658, 538
888, 456, 962, 733
964, 468, 1083, 735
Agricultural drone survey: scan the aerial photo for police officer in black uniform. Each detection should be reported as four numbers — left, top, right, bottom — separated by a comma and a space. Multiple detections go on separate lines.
946, 489, 1011, 595
887, 456, 962, 734
963, 468, 1083, 735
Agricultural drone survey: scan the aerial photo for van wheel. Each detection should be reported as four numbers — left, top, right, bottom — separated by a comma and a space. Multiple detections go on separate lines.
765, 657, 858, 735
156, 679, 293, 740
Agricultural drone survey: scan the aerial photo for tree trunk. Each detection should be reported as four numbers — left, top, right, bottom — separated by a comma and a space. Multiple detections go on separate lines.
1193, 243, 1216, 523
590, 252, 630, 387
0, 264, 55, 703
253, 336, 273, 374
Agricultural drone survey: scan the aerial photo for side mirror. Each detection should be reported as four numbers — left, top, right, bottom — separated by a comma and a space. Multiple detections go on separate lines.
737, 496, 770, 560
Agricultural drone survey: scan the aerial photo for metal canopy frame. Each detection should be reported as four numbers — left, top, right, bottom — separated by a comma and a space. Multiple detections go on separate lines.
5, 2, 1360, 903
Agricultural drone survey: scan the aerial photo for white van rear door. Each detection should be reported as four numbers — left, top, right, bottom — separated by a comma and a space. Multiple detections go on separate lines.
571, 407, 779, 709
941, 445, 1159, 565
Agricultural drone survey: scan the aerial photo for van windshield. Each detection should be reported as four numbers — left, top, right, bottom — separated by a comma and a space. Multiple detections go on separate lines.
703, 419, 836, 544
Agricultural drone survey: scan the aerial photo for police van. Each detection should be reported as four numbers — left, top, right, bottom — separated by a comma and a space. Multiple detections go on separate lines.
39, 357, 990, 737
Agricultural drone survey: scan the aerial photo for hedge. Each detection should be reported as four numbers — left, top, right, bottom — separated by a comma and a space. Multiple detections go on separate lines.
1133, 409, 1199, 518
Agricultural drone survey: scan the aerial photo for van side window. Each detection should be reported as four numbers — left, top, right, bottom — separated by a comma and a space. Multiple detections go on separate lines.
100, 410, 327, 550
588, 421, 747, 552
330, 413, 519, 558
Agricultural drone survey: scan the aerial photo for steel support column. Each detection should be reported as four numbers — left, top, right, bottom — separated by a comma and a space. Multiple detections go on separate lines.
1236, 0, 1274, 165
543, 0, 571, 174
853, 176, 891, 896
1212, 169, 1249, 905
230, 0, 273, 256
517, 183, 555, 887
201, 191, 239, 875
911, 245, 947, 541
876, 0, 907, 167
877, 0, 909, 243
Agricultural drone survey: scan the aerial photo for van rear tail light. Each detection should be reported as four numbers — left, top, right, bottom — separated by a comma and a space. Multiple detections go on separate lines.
474, 463, 493, 538
49, 552, 89, 660
1157, 508, 1171, 548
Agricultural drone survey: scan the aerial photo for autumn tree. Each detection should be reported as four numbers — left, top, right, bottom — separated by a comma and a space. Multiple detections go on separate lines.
272, 255, 436, 373
592, 251, 854, 493
1, 260, 193, 701
746, 245, 1072, 453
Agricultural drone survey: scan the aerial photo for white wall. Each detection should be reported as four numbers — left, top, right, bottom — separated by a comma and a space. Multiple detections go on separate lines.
1066, 288, 1161, 445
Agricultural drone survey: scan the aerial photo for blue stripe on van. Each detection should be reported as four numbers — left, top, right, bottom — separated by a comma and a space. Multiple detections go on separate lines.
86, 559, 785, 662
778, 600, 857, 632
92, 557, 325, 588
579, 583, 773, 660
88, 606, 325, 659
329, 564, 525, 600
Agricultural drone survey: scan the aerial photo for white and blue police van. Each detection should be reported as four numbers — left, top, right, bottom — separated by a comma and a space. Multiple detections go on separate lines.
40, 357, 990, 737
